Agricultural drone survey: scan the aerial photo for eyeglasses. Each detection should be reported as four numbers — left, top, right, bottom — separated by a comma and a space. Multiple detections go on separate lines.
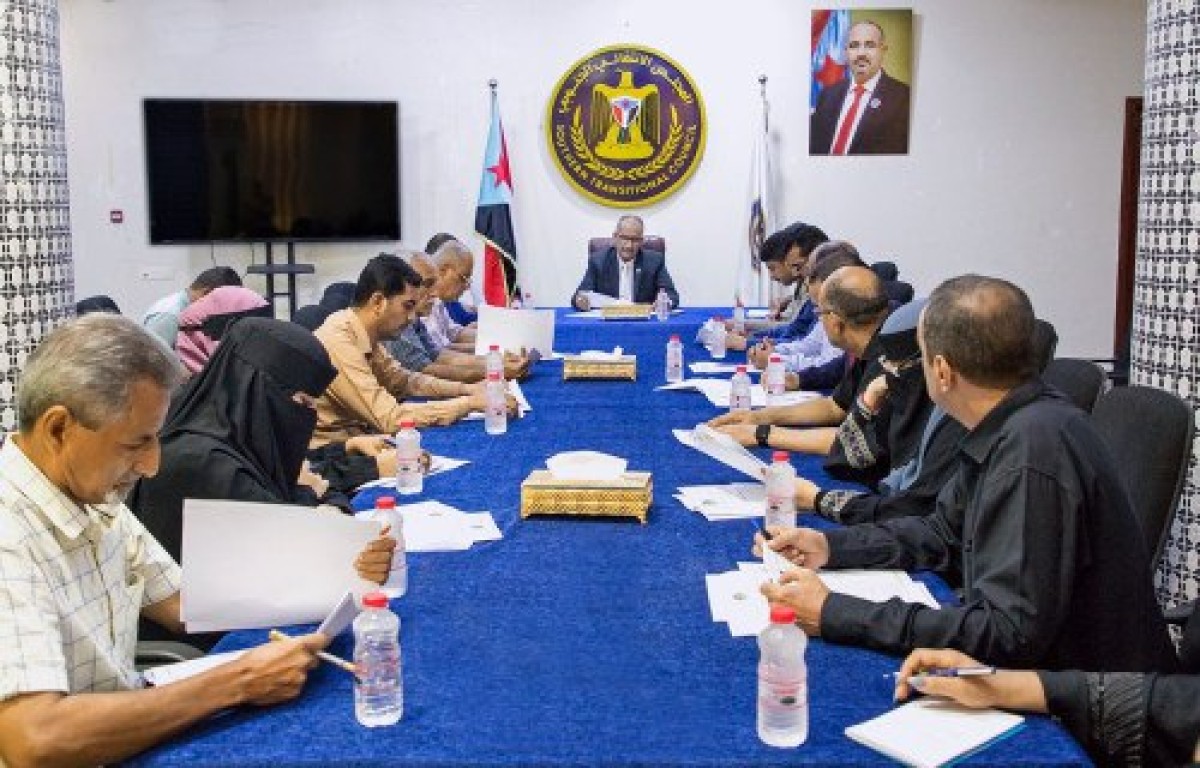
614, 233, 644, 244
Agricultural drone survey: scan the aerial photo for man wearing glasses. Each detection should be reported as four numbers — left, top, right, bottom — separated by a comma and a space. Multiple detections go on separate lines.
427, 240, 479, 350
572, 215, 679, 310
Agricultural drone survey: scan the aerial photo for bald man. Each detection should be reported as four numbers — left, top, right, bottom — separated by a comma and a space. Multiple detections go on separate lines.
710, 266, 891, 457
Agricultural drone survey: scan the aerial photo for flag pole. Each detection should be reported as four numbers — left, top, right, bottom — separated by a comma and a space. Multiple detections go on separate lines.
758, 74, 771, 306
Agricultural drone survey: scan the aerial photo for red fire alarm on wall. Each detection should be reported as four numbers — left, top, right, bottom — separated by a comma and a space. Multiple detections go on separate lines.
109, 210, 124, 224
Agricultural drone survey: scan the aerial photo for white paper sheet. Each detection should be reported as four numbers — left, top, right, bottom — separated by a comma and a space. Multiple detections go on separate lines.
845, 699, 1024, 768
317, 590, 360, 638
375, 501, 501, 551
704, 569, 771, 636
689, 361, 759, 375
817, 570, 941, 609
355, 455, 471, 491
463, 380, 531, 421
580, 290, 633, 308
181, 500, 378, 633
676, 483, 766, 520
473, 304, 556, 355
746, 308, 770, 319
143, 649, 248, 687
463, 512, 503, 542
673, 425, 767, 481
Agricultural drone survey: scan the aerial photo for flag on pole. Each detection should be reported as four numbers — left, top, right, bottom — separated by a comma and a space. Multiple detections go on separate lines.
475, 85, 519, 306
811, 10, 851, 109
739, 77, 772, 306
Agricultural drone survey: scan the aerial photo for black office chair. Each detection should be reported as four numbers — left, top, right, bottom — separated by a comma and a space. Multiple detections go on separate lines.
1091, 385, 1193, 573
1042, 358, 1108, 413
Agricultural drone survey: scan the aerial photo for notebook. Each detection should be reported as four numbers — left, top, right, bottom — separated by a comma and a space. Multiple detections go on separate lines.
844, 698, 1024, 768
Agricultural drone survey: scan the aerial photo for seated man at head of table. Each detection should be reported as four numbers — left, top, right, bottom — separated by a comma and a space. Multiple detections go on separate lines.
757, 274, 1177, 673
427, 239, 479, 351
710, 264, 892, 459
571, 214, 680, 311
723, 221, 829, 351
385, 251, 531, 384
311, 254, 516, 447
0, 314, 396, 767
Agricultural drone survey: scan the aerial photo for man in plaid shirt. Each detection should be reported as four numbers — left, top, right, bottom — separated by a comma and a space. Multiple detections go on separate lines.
0, 315, 394, 766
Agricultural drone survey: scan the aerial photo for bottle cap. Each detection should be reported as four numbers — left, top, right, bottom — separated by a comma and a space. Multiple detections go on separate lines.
487, 371, 502, 381
489, 344, 500, 352
713, 316, 723, 322
772, 451, 790, 463
375, 496, 396, 509
736, 365, 747, 373
362, 591, 389, 609
669, 334, 680, 342
769, 604, 797, 624
769, 355, 782, 363
399, 419, 416, 429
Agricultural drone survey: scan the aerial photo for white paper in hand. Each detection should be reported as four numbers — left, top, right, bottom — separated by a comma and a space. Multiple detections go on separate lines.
181, 500, 377, 632
473, 304, 555, 355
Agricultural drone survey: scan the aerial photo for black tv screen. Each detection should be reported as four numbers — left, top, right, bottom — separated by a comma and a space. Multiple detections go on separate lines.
144, 99, 400, 243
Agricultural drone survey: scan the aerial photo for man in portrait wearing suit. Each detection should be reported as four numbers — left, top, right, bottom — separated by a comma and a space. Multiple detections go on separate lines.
572, 215, 680, 310
810, 19, 910, 156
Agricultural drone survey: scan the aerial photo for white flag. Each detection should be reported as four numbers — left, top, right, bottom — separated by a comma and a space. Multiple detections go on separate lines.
740, 91, 772, 306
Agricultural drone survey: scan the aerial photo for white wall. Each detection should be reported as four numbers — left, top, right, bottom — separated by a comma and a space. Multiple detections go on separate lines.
60, 0, 1145, 355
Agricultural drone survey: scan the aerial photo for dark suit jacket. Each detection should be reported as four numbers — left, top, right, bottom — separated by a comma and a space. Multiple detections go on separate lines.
809, 71, 910, 155
572, 248, 680, 309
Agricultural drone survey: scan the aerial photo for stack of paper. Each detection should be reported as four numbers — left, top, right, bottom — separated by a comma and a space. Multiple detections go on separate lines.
689, 361, 759, 375
579, 290, 632, 308
705, 563, 941, 637
845, 699, 1025, 768
657, 379, 820, 408
675, 483, 765, 520
358, 501, 502, 552
673, 424, 767, 481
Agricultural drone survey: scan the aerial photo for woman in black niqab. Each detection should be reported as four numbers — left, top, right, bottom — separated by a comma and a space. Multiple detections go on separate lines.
130, 317, 339, 562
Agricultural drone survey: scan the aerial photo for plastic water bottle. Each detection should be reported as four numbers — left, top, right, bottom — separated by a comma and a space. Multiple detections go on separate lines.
484, 371, 508, 435
730, 365, 752, 412
654, 288, 671, 321
757, 604, 808, 747
394, 420, 423, 495
665, 334, 684, 383
764, 354, 786, 406
370, 497, 407, 598
764, 451, 797, 529
710, 317, 728, 359
732, 300, 747, 335
354, 591, 403, 727
485, 344, 504, 380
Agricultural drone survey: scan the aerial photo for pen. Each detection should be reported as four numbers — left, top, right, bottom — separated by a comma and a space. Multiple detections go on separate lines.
889, 665, 997, 679
268, 629, 360, 678
754, 521, 775, 541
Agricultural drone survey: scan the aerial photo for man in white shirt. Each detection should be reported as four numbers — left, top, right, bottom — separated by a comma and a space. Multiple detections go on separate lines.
809, 20, 911, 155
0, 315, 395, 766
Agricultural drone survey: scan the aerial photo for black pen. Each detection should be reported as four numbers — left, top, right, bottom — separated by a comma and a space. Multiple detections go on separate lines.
754, 521, 775, 541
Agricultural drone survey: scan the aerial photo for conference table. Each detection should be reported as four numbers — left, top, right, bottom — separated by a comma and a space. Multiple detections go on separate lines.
130, 309, 1091, 767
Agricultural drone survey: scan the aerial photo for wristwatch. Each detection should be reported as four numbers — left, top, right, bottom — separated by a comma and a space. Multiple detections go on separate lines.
755, 423, 772, 448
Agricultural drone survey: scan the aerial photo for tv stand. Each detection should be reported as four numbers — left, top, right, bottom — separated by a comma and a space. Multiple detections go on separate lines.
247, 241, 314, 319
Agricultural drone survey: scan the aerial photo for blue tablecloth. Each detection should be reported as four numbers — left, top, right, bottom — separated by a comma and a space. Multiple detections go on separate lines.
130, 309, 1091, 767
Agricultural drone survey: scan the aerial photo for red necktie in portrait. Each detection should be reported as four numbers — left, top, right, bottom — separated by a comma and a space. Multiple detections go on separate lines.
831, 85, 867, 155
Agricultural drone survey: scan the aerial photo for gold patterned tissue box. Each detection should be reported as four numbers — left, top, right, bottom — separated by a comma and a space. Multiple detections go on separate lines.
562, 354, 637, 381
600, 304, 653, 320
520, 470, 653, 523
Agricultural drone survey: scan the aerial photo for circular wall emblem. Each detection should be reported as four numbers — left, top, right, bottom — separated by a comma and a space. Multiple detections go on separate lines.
546, 45, 706, 208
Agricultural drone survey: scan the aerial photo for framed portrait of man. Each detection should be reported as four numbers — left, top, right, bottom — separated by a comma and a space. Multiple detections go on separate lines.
810, 9, 914, 156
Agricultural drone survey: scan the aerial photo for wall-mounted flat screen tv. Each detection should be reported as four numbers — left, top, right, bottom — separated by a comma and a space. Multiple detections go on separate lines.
144, 99, 400, 243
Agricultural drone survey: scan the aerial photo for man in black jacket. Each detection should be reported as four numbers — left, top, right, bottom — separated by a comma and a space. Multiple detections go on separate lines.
759, 275, 1176, 674
810, 20, 910, 155
572, 215, 679, 309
